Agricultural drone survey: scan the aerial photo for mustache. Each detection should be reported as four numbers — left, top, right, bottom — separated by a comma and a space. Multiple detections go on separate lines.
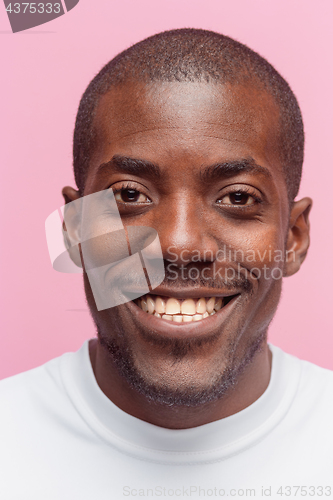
163, 264, 253, 293
110, 260, 253, 295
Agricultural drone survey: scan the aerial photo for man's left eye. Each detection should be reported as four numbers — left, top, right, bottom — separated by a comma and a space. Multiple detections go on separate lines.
114, 188, 150, 203
217, 191, 257, 206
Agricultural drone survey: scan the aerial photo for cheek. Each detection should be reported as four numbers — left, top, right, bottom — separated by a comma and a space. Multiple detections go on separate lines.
220, 224, 284, 265
213, 223, 285, 291
79, 193, 129, 270
80, 230, 130, 270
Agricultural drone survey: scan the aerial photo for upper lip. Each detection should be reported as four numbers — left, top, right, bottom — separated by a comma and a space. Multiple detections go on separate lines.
148, 287, 241, 300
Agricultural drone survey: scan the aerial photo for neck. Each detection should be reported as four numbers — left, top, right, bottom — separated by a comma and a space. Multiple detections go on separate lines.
89, 338, 272, 429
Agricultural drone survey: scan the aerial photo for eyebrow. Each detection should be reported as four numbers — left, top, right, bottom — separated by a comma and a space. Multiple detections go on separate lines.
97, 155, 161, 180
96, 155, 272, 182
200, 158, 273, 183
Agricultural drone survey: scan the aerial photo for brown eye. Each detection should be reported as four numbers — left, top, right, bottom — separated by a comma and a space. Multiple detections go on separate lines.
218, 190, 257, 206
229, 192, 251, 205
115, 188, 150, 203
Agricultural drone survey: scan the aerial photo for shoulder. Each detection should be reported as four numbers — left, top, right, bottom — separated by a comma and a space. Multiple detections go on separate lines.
0, 351, 75, 427
270, 343, 333, 384
0, 352, 66, 395
296, 353, 333, 404
271, 344, 333, 419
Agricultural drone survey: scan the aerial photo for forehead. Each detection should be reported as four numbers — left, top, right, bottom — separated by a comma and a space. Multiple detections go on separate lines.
89, 80, 285, 190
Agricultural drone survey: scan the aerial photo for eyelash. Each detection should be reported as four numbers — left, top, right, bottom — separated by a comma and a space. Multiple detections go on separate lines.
216, 186, 263, 207
111, 182, 152, 203
110, 182, 263, 208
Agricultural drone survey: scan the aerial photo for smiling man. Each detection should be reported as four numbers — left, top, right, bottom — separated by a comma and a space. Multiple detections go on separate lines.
1, 29, 333, 499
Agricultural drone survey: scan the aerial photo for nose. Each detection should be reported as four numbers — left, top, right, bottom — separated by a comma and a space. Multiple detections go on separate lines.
156, 195, 220, 267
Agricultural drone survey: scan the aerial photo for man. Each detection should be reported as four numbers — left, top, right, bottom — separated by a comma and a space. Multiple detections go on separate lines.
1, 29, 332, 499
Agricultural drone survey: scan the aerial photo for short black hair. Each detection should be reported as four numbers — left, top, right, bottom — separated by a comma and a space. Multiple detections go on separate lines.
73, 28, 304, 203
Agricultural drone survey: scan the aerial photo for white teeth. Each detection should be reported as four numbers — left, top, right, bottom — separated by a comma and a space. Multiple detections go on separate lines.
206, 297, 215, 313
165, 298, 181, 315
147, 296, 155, 314
214, 299, 223, 311
196, 298, 207, 314
172, 315, 183, 322
141, 297, 148, 313
155, 297, 166, 314
181, 299, 196, 315
136, 294, 227, 322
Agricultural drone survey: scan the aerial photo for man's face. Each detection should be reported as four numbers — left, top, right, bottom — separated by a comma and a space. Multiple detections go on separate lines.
81, 80, 292, 405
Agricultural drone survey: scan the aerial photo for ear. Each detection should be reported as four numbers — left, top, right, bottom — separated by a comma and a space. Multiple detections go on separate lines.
284, 197, 312, 277
61, 186, 83, 268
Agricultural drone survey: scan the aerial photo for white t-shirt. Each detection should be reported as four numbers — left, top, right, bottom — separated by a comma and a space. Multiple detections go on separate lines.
0, 341, 332, 500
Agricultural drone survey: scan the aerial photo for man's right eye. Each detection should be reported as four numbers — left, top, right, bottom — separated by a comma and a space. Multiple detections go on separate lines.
114, 188, 151, 203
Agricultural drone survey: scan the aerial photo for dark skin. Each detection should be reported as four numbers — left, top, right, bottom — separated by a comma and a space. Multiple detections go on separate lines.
63, 81, 312, 429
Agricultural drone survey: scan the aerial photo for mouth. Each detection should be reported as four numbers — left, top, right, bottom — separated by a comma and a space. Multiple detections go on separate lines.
133, 293, 238, 323
126, 293, 242, 340
126, 291, 242, 340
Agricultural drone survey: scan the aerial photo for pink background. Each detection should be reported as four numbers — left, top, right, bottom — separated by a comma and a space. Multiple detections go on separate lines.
1, 1, 332, 379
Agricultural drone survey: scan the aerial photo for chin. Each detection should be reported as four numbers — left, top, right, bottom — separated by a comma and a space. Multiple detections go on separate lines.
97, 324, 267, 408
84, 272, 270, 408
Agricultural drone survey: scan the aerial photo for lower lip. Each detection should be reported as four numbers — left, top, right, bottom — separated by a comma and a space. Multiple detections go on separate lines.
126, 295, 241, 339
